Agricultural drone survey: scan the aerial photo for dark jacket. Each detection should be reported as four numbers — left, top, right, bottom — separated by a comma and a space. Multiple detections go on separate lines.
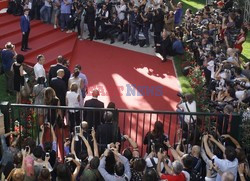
84, 98, 104, 129
85, 5, 95, 23
48, 63, 71, 87
96, 123, 121, 154
50, 77, 67, 106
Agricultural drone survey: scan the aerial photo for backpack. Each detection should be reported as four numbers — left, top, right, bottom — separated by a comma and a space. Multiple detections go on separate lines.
184, 158, 203, 181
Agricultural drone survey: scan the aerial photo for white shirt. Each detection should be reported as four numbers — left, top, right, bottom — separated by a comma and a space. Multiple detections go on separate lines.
207, 60, 215, 79
178, 101, 197, 123
66, 91, 80, 112
115, 4, 126, 20
212, 155, 238, 181
34, 62, 46, 80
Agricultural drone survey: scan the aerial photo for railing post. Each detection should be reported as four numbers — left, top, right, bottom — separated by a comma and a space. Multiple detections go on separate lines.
0, 101, 11, 134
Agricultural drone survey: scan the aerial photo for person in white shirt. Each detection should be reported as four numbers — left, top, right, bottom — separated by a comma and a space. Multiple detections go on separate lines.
115, 0, 126, 20
203, 134, 238, 181
177, 93, 197, 124
66, 83, 81, 133
33, 54, 46, 81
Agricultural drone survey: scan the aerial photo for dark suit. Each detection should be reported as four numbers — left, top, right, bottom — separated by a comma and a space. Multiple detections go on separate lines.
85, 5, 95, 40
50, 77, 67, 106
96, 123, 121, 154
84, 98, 104, 129
48, 64, 71, 87
20, 15, 30, 50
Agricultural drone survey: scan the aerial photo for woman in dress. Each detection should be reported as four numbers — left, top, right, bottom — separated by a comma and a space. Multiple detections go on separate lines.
12, 54, 25, 103
68, 68, 83, 106
234, 26, 248, 54
32, 76, 46, 125
44, 87, 61, 126
66, 83, 80, 133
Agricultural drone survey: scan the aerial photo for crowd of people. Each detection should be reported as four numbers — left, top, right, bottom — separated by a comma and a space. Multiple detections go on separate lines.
1, 0, 250, 180
0, 117, 249, 181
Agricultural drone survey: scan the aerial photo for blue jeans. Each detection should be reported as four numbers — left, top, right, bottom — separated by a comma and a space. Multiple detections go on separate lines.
60, 13, 70, 30
40, 6, 52, 23
142, 25, 150, 45
130, 24, 139, 43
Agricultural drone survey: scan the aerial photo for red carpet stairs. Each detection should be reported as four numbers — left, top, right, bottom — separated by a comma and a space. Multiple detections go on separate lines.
0, 13, 77, 70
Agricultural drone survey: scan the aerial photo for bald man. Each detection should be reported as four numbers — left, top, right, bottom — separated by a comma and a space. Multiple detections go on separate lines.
50, 69, 67, 106
222, 172, 235, 181
84, 89, 104, 129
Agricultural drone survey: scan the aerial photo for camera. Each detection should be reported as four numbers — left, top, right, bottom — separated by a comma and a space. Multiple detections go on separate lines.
25, 146, 29, 152
46, 152, 50, 157
177, 92, 185, 99
75, 126, 81, 135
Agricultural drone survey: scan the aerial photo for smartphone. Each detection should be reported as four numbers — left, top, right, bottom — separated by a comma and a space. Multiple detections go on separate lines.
46, 152, 50, 157
159, 148, 163, 153
75, 126, 81, 135
25, 146, 29, 152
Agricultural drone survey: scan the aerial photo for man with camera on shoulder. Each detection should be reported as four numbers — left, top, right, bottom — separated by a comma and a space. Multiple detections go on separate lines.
176, 93, 197, 132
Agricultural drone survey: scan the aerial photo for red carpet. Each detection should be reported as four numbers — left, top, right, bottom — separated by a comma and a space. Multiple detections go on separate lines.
1, 14, 181, 154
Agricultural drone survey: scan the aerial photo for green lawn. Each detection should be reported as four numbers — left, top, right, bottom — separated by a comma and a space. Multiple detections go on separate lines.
0, 75, 16, 103
242, 33, 250, 61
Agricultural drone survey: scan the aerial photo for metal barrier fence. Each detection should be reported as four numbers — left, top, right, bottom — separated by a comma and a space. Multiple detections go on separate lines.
0, 103, 242, 158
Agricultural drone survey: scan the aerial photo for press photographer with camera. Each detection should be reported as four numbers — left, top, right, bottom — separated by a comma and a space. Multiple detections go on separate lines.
177, 93, 197, 125
1, 42, 17, 95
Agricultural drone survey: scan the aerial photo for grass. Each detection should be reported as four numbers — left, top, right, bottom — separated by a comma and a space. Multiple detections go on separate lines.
242, 33, 250, 61
0, 75, 16, 103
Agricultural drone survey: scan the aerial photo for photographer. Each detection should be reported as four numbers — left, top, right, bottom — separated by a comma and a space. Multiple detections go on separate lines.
1, 42, 17, 95
115, 0, 126, 21
85, 0, 95, 41
176, 93, 197, 126
95, 4, 109, 39
140, 7, 152, 47
152, 8, 164, 47
128, 6, 140, 45
155, 30, 174, 62
103, 12, 121, 44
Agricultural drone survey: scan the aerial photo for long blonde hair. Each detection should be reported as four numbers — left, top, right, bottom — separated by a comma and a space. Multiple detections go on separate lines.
44, 87, 56, 105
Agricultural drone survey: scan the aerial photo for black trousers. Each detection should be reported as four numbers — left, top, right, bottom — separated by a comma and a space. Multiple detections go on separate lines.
87, 21, 95, 39
21, 29, 30, 49
69, 111, 80, 133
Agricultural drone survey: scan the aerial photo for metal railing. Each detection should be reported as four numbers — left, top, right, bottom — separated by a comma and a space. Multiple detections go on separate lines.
0, 103, 242, 157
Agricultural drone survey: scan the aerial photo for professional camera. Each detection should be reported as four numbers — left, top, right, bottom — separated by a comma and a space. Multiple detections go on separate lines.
177, 92, 186, 99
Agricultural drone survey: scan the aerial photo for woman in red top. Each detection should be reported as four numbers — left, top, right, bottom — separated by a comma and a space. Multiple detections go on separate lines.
235, 26, 248, 54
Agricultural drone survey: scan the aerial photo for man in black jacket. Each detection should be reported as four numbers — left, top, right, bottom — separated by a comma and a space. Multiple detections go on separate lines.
48, 55, 71, 86
96, 111, 121, 154
50, 69, 67, 106
85, 1, 95, 41
84, 89, 104, 129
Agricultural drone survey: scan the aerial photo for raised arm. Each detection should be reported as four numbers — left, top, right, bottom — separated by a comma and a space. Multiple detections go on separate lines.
79, 135, 93, 157
40, 124, 44, 145
203, 135, 214, 159
123, 135, 140, 157
91, 128, 99, 157
209, 135, 225, 153
72, 158, 81, 181
222, 134, 241, 149
164, 141, 181, 161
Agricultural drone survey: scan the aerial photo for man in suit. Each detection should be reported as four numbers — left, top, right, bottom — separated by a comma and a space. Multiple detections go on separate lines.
50, 69, 67, 106
48, 55, 71, 86
20, 8, 31, 52
84, 89, 104, 129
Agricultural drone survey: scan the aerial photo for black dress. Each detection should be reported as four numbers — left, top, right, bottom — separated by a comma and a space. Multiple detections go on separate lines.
13, 63, 24, 92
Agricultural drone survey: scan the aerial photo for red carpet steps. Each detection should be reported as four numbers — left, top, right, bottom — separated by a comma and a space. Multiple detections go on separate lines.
0, 14, 77, 68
